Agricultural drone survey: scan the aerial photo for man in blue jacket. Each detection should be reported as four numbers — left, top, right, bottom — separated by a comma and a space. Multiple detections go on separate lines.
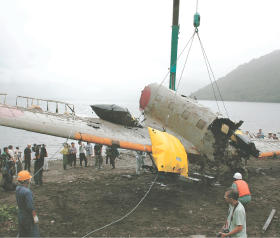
16, 170, 40, 237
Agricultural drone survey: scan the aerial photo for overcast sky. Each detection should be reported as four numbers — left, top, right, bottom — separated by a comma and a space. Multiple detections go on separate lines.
0, 0, 279, 103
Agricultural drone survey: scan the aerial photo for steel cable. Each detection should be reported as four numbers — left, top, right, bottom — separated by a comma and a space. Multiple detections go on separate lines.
197, 32, 230, 117
82, 173, 158, 238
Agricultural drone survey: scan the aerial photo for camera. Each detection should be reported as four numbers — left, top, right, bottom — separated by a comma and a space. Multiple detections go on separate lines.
217, 228, 229, 237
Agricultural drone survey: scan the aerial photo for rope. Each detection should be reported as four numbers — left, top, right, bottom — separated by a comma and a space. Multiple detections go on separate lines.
196, 32, 230, 117
196, 33, 221, 114
176, 30, 196, 94
163, 30, 196, 130
154, 31, 199, 96
152, 31, 196, 131
196, 0, 199, 13
82, 173, 158, 238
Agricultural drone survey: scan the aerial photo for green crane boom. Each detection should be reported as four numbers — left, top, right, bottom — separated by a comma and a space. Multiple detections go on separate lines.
169, 0, 180, 91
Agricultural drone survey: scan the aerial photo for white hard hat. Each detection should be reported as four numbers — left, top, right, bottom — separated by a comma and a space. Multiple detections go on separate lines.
233, 172, 242, 180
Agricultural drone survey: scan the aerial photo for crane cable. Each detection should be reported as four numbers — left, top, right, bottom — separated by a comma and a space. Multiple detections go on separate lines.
196, 32, 230, 117
163, 30, 196, 130
193, 0, 229, 117
150, 30, 197, 130
157, 30, 198, 90
82, 173, 158, 238
174, 0, 230, 118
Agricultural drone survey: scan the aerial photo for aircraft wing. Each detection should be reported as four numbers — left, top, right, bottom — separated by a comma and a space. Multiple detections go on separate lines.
0, 104, 152, 152
0, 103, 201, 156
252, 138, 280, 158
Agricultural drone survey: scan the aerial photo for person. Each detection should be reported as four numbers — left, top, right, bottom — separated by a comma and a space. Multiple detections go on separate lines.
272, 133, 278, 140
106, 145, 119, 169
231, 172, 251, 205
105, 146, 110, 165
69, 142, 77, 167
1, 147, 16, 191
33, 145, 43, 186
8, 145, 16, 174
8, 145, 15, 161
41, 144, 49, 171
24, 144, 32, 172
78, 141, 87, 167
32, 144, 37, 161
135, 151, 145, 175
244, 131, 253, 139
15, 146, 22, 160
94, 144, 103, 169
16, 170, 40, 237
219, 189, 247, 238
60, 143, 69, 170
85, 142, 93, 166
256, 129, 264, 139
34, 144, 47, 185
15, 146, 23, 174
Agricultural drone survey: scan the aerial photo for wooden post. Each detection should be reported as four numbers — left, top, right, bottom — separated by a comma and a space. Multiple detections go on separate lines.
262, 209, 276, 233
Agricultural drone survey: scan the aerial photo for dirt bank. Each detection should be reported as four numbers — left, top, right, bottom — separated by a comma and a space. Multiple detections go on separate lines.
0, 152, 280, 237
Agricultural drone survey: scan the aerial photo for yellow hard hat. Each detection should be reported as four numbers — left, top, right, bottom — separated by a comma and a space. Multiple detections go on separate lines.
17, 170, 32, 181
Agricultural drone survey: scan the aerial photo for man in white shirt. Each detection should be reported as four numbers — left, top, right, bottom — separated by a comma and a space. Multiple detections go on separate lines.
8, 145, 15, 161
219, 189, 247, 237
85, 142, 93, 166
78, 141, 87, 167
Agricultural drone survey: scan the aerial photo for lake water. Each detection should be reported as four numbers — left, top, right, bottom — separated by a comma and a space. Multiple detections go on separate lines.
1, 99, 280, 158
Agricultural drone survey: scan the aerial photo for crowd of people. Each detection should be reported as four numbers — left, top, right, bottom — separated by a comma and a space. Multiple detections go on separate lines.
0, 144, 48, 191
0, 139, 150, 237
59, 141, 123, 171
251, 128, 279, 140
0, 139, 149, 237
1, 140, 146, 193
58, 141, 146, 176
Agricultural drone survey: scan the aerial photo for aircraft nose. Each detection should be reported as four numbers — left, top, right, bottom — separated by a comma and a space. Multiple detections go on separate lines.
139, 85, 151, 110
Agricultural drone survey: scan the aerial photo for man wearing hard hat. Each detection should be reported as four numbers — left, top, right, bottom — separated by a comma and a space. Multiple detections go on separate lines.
231, 172, 251, 205
16, 170, 40, 237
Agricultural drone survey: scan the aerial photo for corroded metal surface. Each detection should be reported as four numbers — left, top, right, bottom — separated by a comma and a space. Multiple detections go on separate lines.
0, 104, 151, 152
140, 83, 253, 175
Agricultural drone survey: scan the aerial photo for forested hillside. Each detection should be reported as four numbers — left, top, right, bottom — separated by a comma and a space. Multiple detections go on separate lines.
191, 50, 280, 102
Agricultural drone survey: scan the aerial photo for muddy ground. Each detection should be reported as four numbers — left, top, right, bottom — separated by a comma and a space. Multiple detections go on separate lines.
0, 151, 280, 237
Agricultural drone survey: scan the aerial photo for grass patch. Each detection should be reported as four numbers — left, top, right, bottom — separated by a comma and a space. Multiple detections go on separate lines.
0, 205, 17, 223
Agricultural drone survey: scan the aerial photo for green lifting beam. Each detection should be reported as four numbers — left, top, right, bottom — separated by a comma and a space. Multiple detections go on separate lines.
169, 0, 180, 91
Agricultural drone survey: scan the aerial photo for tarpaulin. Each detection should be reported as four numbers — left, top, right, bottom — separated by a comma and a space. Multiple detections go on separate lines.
148, 127, 188, 177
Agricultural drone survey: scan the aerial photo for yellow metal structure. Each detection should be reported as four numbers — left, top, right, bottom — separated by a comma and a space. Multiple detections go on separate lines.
231, 129, 243, 142
148, 127, 188, 178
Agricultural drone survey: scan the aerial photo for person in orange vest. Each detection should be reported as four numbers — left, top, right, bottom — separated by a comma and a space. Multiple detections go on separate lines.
231, 172, 251, 205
